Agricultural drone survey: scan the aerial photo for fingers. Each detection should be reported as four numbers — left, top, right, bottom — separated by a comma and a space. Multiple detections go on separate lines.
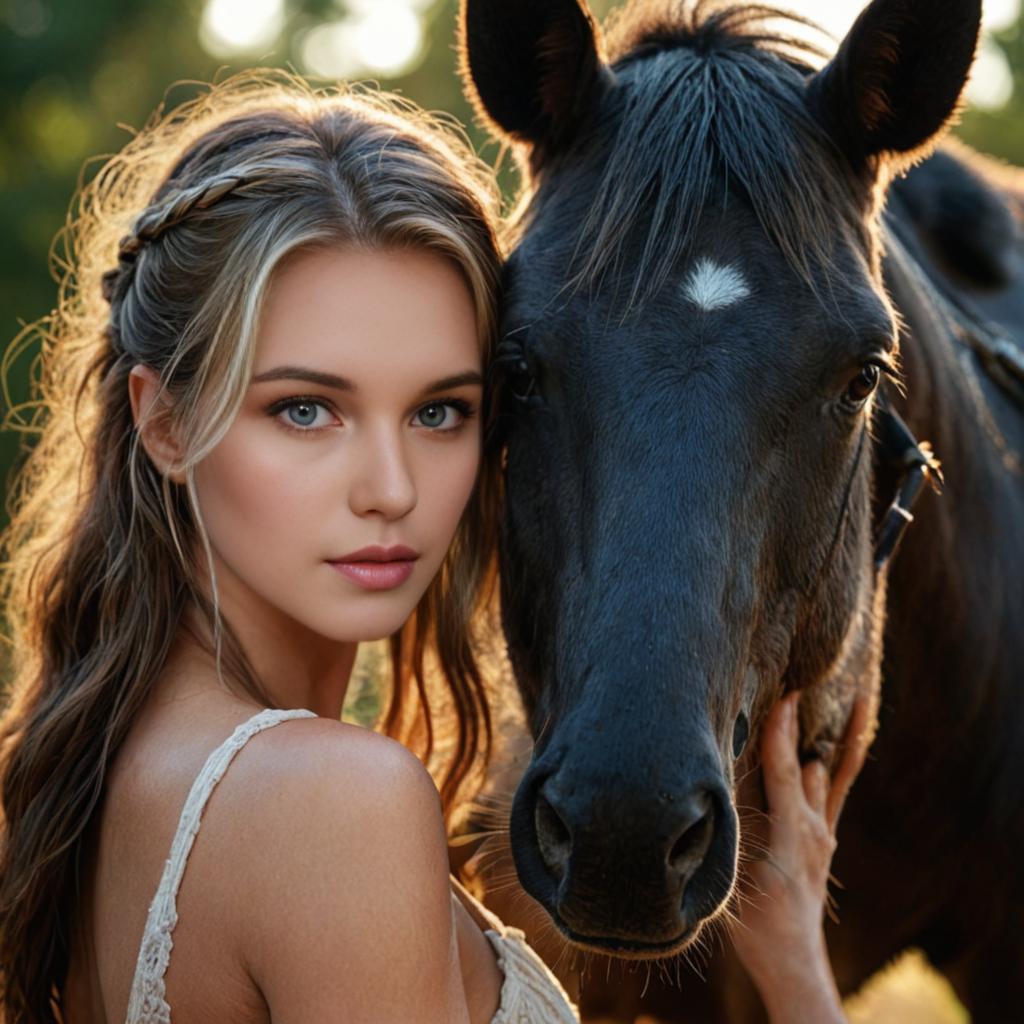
825, 695, 873, 832
801, 760, 828, 817
761, 691, 873, 834
760, 692, 803, 821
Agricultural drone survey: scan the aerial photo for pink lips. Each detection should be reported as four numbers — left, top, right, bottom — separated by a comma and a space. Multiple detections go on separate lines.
327, 545, 419, 592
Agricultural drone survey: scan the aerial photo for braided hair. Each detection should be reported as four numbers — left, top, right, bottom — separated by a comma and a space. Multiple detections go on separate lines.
101, 173, 248, 303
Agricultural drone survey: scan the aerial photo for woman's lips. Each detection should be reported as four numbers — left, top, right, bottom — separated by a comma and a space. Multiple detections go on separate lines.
327, 558, 417, 591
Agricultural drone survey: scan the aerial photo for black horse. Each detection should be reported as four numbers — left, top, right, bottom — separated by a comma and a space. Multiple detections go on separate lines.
458, 0, 1024, 1019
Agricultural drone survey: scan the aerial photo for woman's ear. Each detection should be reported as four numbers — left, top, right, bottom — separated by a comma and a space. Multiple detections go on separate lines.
128, 365, 186, 483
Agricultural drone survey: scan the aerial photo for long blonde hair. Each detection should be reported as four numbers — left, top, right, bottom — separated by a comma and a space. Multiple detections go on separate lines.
0, 71, 503, 1022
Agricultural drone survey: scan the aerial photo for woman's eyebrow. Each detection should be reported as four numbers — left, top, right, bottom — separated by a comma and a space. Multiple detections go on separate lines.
252, 366, 354, 389
417, 371, 483, 396
251, 367, 483, 395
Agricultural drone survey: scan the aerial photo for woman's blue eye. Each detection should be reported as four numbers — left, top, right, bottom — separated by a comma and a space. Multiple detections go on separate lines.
415, 403, 463, 430
281, 400, 330, 429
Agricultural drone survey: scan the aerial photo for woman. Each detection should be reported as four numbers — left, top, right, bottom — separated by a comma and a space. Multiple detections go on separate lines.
0, 71, 862, 1023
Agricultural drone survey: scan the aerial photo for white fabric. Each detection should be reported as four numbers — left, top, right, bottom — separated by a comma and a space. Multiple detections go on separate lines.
124, 707, 579, 1023
483, 924, 579, 1023
125, 708, 316, 1023
449, 881, 578, 1023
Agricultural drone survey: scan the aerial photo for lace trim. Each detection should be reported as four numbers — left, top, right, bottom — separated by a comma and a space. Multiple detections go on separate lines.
124, 708, 317, 1024
485, 927, 579, 1023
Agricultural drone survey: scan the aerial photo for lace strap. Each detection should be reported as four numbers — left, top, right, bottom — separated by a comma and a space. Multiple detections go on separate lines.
486, 930, 579, 1023
449, 875, 508, 935
124, 708, 317, 1024
450, 878, 579, 1022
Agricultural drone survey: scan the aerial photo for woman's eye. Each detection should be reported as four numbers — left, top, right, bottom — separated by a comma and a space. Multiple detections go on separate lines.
414, 402, 467, 431
843, 363, 881, 408
277, 400, 334, 430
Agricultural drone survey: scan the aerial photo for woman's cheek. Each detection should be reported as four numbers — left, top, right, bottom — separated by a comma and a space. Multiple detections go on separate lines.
427, 436, 481, 544
194, 429, 321, 566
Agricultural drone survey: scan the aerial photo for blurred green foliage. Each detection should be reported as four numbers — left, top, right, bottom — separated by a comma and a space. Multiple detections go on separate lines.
960, 16, 1024, 165
0, 0, 1021, 514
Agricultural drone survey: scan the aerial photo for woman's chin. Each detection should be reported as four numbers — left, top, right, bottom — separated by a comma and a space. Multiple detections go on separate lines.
306, 598, 423, 645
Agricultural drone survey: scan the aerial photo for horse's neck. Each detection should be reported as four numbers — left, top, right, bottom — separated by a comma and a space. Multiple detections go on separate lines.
882, 226, 968, 446
880, 231, 1024, 718
885, 226, 1024, 502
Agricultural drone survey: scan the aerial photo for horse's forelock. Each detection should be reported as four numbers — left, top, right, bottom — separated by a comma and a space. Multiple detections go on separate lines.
549, 1, 873, 307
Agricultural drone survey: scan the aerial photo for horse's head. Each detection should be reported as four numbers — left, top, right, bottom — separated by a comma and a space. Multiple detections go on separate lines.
462, 0, 979, 954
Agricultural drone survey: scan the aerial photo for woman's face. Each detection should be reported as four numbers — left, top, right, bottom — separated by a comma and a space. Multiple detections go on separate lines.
192, 246, 483, 644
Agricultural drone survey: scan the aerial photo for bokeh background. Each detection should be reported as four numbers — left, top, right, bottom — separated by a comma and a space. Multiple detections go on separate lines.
2, 1, 1019, 1019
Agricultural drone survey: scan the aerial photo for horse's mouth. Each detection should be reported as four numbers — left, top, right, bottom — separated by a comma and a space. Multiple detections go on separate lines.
551, 912, 702, 960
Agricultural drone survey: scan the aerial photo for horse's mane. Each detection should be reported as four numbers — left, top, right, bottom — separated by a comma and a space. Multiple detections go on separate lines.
564, 1, 869, 304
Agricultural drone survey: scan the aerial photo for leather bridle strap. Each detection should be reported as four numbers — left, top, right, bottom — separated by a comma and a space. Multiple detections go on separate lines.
872, 390, 943, 570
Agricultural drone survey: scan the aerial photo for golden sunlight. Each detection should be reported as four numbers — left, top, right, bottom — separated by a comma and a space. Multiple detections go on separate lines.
199, 0, 286, 57
299, 1, 424, 80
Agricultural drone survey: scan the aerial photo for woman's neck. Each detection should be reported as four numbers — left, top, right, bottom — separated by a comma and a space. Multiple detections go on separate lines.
168, 604, 359, 720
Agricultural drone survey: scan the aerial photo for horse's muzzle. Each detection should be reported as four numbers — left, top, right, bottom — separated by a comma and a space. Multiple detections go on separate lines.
509, 755, 739, 955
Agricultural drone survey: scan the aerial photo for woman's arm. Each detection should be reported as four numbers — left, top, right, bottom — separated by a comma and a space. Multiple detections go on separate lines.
730, 692, 872, 1024
239, 723, 472, 1023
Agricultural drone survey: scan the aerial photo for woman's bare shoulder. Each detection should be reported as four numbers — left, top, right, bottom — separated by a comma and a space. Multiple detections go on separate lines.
213, 717, 465, 1022
246, 714, 429, 778
224, 715, 447, 873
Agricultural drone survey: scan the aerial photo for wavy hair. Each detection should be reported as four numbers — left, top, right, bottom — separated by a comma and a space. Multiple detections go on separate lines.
0, 71, 503, 1022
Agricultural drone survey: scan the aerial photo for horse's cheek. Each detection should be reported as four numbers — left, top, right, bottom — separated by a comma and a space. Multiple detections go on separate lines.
799, 566, 886, 766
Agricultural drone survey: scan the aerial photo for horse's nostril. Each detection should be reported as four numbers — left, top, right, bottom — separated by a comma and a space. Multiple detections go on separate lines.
667, 793, 716, 882
535, 790, 572, 879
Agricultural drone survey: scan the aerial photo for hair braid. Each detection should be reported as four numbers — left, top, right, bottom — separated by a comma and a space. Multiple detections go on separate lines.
136, 172, 249, 242
100, 173, 250, 310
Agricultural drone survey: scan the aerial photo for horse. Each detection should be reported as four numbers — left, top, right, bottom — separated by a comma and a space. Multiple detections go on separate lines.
456, 0, 1024, 1019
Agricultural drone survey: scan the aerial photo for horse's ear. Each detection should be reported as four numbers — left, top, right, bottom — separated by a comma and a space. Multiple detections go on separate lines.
459, 0, 605, 150
808, 0, 982, 168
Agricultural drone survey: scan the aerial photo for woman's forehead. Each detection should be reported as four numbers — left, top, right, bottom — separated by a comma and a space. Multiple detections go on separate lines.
254, 246, 482, 381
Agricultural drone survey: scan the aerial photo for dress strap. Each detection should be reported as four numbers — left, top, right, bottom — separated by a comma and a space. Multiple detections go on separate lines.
449, 877, 579, 1022
124, 708, 317, 1024
449, 875, 508, 935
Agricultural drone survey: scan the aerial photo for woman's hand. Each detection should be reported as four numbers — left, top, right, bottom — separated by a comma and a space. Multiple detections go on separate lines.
729, 692, 872, 1024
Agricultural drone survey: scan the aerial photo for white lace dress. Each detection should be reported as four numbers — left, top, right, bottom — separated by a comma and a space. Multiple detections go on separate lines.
124, 708, 578, 1024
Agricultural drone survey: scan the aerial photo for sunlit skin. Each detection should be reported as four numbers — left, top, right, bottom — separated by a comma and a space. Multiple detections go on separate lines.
66, 247, 504, 1023
139, 247, 484, 717
61, 246, 868, 1022
730, 693, 870, 1024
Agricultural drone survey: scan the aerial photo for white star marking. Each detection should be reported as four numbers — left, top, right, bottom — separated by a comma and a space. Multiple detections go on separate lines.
682, 258, 752, 311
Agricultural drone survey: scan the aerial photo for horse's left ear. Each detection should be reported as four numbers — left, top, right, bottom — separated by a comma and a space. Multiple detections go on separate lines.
459, 0, 606, 153
808, 0, 982, 169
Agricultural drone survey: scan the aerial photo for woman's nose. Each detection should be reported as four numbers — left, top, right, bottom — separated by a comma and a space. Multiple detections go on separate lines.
348, 424, 417, 521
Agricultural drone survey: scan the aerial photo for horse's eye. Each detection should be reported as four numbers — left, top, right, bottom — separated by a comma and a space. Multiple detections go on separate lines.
843, 363, 881, 409
508, 357, 537, 403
